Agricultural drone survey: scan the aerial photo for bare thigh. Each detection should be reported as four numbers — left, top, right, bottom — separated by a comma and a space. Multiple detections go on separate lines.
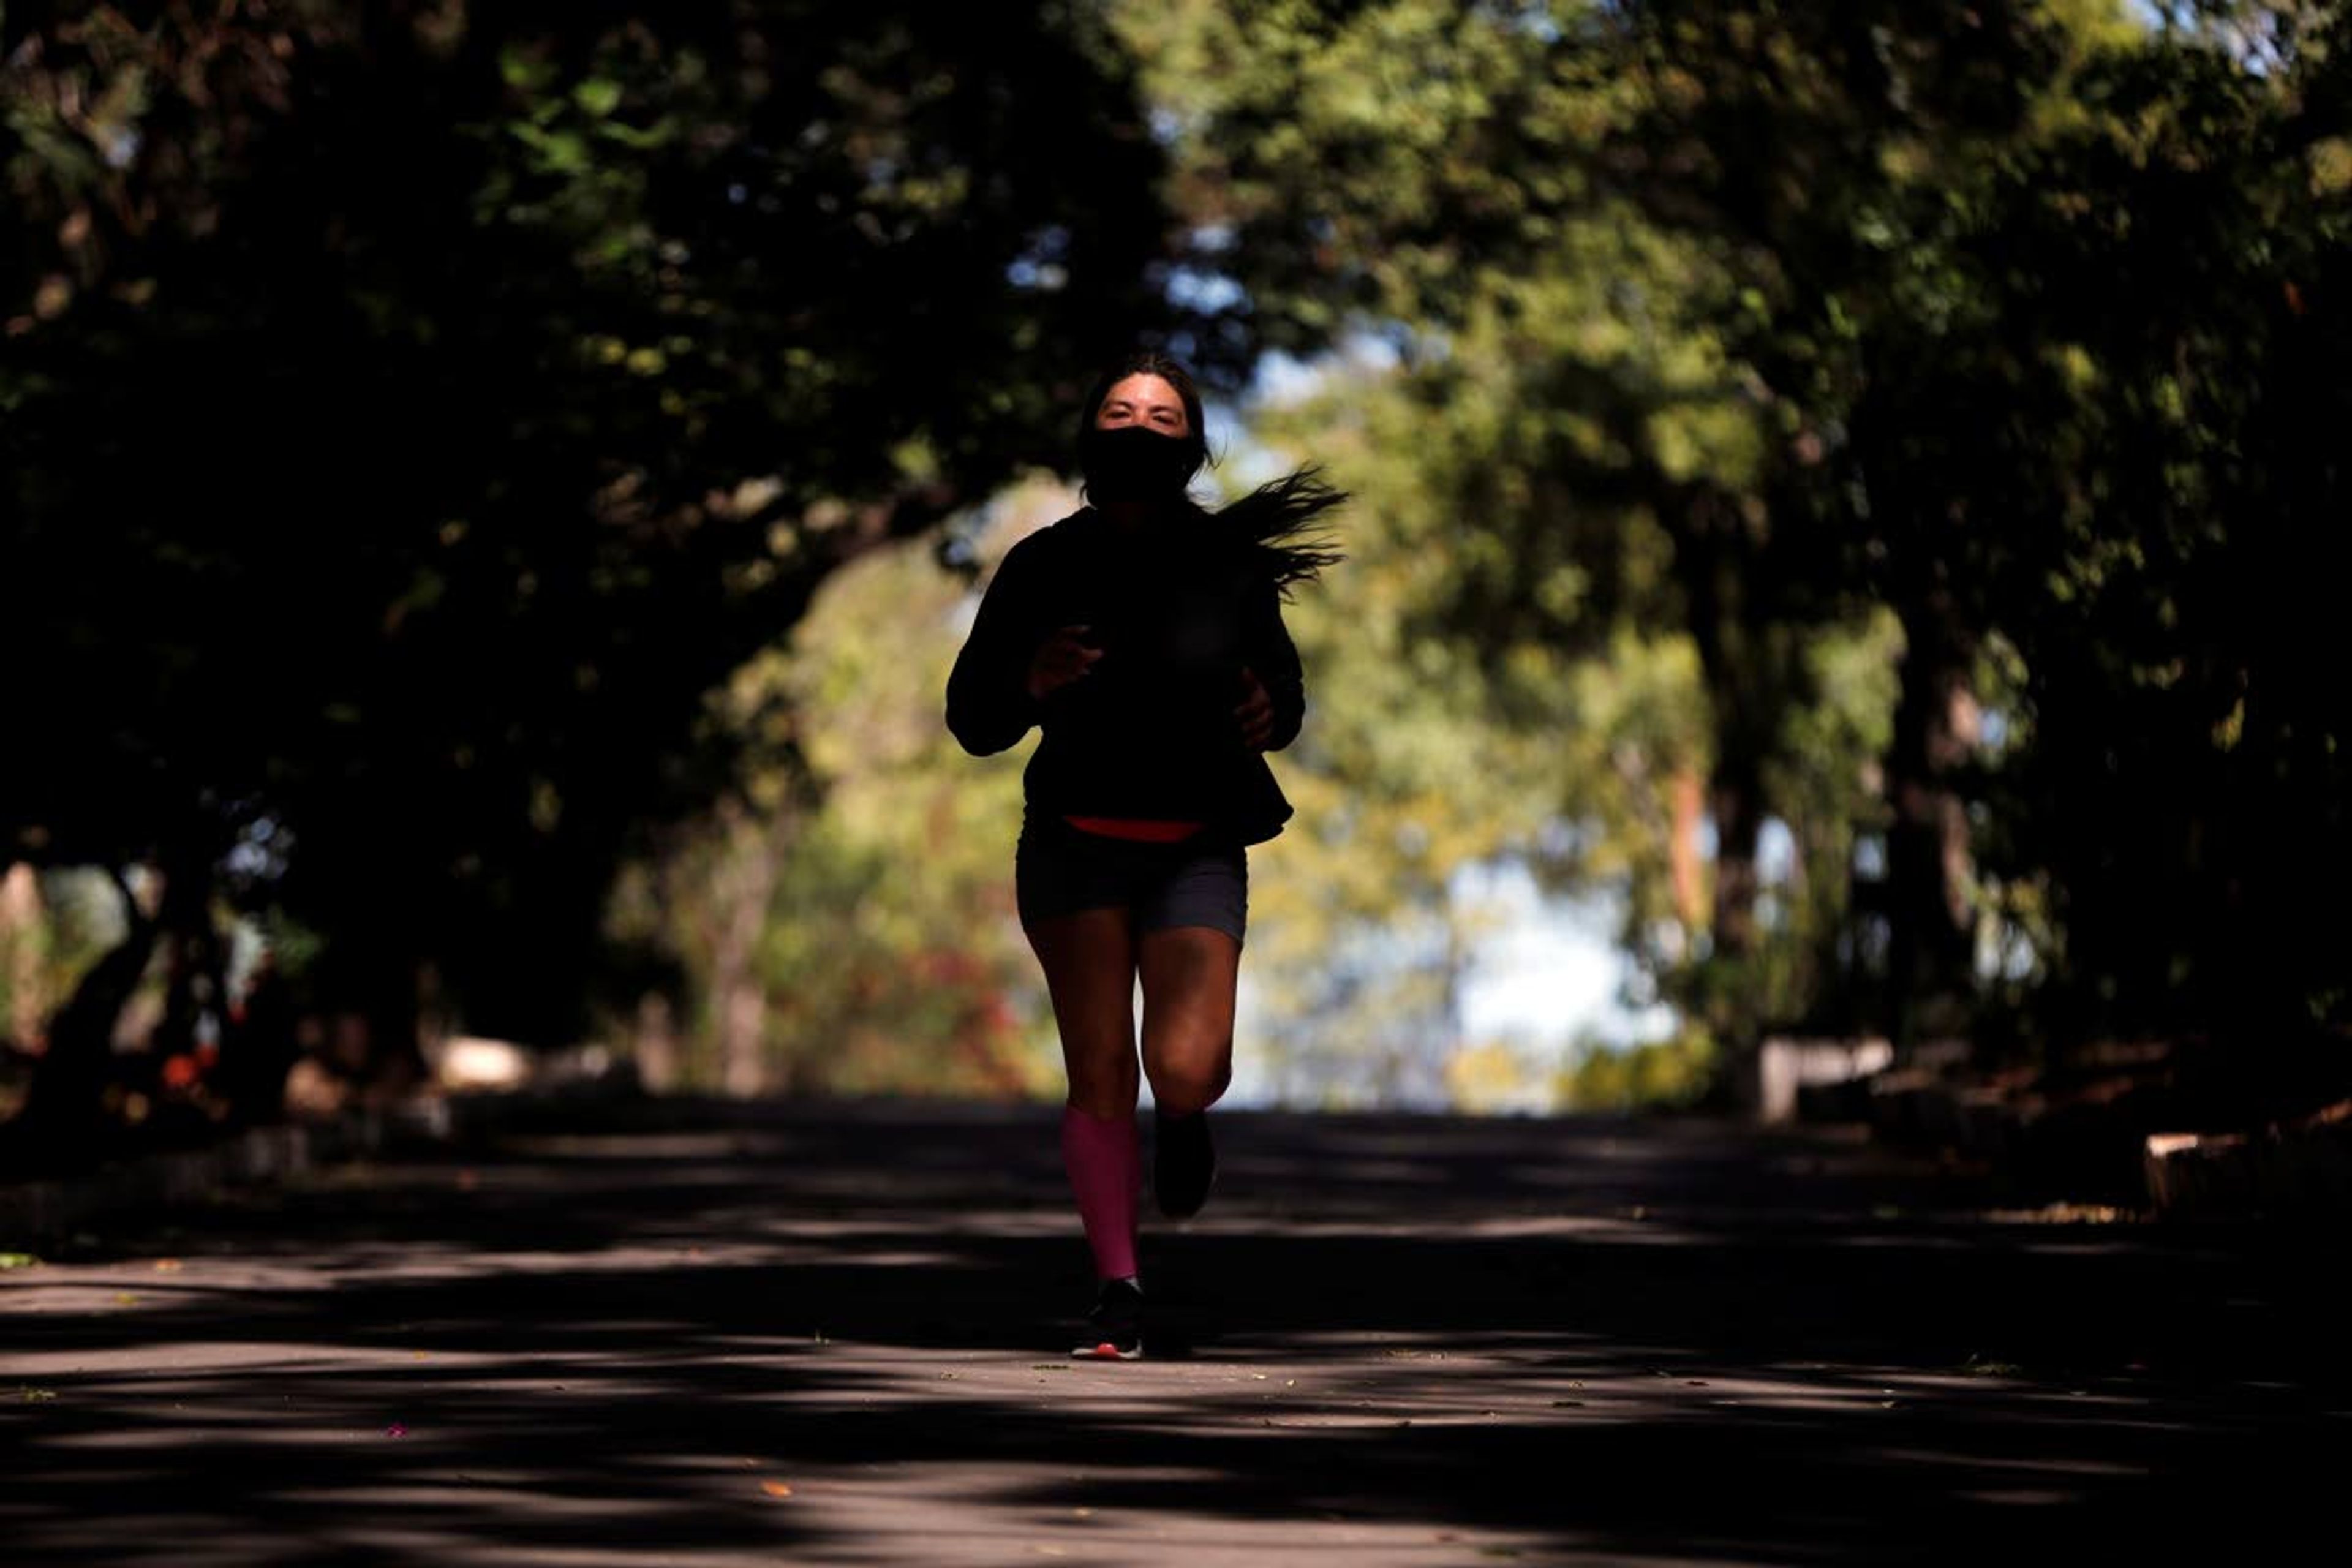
1138, 925, 1242, 1115
1025, 907, 1139, 1118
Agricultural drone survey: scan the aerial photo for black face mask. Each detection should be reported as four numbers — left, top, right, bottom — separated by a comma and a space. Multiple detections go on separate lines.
1080, 424, 1194, 503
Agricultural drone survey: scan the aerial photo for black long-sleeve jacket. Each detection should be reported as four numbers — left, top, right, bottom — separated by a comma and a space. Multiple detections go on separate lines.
945, 507, 1306, 845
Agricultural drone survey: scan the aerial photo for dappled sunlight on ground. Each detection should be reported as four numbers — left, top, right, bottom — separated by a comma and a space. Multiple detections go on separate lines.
2, 1104, 2342, 1564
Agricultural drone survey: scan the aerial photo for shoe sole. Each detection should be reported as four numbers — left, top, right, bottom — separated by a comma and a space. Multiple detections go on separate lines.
1072, 1340, 1143, 1360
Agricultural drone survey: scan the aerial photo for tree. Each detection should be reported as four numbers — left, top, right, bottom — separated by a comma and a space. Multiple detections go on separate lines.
1128, 0, 2352, 1093
1, 2, 1175, 1135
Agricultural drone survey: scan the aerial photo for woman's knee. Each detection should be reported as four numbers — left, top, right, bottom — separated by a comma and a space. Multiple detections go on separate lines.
1144, 1042, 1231, 1115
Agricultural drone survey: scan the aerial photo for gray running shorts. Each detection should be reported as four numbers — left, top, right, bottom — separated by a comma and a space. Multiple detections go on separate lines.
1015, 812, 1248, 943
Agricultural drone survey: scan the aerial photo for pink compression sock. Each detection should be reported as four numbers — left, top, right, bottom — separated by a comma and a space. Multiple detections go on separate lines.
1060, 1104, 1141, 1282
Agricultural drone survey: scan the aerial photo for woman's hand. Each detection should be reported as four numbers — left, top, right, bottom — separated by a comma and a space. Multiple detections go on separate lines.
1233, 665, 1276, 750
1027, 625, 1104, 702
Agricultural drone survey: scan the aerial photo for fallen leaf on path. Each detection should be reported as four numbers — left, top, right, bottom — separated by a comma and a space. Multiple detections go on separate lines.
17, 1388, 58, 1403
760, 1480, 793, 1499
0, 1253, 42, 1270
112, 1293, 140, 1306
153, 1259, 183, 1273
1960, 1355, 2022, 1376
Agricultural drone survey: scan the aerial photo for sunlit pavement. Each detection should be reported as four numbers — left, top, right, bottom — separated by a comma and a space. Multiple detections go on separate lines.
2, 1101, 2343, 1565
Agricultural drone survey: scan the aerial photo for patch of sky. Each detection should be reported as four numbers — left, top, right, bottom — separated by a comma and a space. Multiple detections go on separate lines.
2139, 2, 2291, 72
1164, 264, 1246, 314
1006, 224, 1071, 293
224, 815, 293, 885
1978, 915, 2040, 984
1451, 857, 1676, 1050
1495, 2, 1565, 44
1853, 831, 1887, 881
1189, 222, 1237, 254
1225, 856, 1678, 1109
1245, 329, 1406, 410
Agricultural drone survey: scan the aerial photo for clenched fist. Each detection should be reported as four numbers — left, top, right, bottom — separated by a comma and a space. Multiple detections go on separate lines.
1234, 665, 1275, 750
1027, 624, 1105, 701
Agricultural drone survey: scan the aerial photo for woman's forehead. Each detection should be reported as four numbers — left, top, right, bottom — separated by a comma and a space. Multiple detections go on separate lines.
1102, 373, 1184, 410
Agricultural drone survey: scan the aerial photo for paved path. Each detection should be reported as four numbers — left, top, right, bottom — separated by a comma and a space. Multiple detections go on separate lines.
2, 1101, 2343, 1564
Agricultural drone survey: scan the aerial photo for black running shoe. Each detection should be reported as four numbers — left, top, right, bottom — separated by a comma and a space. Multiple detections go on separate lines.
1154, 1108, 1216, 1219
1073, 1277, 1144, 1360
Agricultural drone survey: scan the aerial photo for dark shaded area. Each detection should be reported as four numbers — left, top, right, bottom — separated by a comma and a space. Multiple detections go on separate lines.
0, 2, 1175, 1123
3, 1104, 2341, 1563
1178, 2, 2352, 1074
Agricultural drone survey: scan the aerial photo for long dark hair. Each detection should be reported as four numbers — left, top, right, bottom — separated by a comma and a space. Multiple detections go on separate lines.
1077, 350, 1346, 597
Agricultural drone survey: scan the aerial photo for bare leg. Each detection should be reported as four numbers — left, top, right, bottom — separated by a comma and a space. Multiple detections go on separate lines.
1027, 908, 1142, 1282
1138, 925, 1240, 1114
1027, 908, 1140, 1117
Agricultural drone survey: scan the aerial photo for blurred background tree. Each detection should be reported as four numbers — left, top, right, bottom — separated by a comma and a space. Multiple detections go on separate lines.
1120, 0, 2352, 1108
1, 0, 1169, 1145
4, 1, 2346, 1144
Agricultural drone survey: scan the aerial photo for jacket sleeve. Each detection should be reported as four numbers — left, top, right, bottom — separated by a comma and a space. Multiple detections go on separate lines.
945, 532, 1046, 756
1244, 577, 1306, 753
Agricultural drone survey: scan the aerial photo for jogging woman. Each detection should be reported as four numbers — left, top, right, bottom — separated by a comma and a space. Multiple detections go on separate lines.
945, 350, 1342, 1359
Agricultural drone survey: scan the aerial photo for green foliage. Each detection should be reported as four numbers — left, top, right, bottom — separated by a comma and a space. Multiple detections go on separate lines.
603, 482, 1074, 1096
10, 0, 2346, 1112
1133, 0, 2352, 1082
1, 4, 1170, 1054
1556, 1030, 1719, 1114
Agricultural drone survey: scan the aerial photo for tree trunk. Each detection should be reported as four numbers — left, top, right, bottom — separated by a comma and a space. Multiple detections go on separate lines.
1883, 594, 1981, 1048
1680, 516, 1776, 986
1709, 760, 1766, 964
709, 803, 782, 1098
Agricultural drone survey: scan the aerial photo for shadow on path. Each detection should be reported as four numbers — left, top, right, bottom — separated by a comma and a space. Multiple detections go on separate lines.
2, 1102, 2344, 1565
